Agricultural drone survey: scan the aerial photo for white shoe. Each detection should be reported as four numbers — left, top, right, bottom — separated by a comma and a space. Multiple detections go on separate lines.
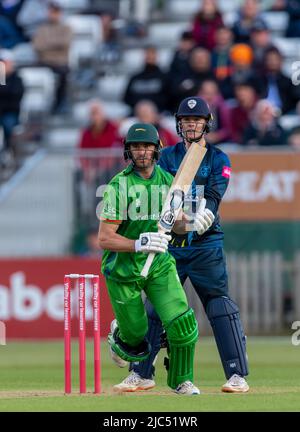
222, 374, 249, 393
174, 381, 200, 395
113, 372, 155, 392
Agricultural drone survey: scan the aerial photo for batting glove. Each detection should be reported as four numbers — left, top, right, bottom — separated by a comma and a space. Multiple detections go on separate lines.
194, 198, 215, 235
135, 232, 172, 254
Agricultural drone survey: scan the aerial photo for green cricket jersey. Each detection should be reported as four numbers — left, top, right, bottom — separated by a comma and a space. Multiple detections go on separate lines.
101, 164, 175, 281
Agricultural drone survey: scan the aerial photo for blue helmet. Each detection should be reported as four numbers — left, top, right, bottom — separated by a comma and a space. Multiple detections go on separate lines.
175, 97, 213, 138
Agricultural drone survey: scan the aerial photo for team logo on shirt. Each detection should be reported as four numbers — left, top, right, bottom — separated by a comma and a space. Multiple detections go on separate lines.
200, 165, 211, 177
187, 99, 197, 109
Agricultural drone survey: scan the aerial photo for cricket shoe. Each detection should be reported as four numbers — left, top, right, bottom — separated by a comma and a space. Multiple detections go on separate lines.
174, 381, 200, 395
113, 372, 155, 392
109, 319, 128, 368
221, 374, 249, 393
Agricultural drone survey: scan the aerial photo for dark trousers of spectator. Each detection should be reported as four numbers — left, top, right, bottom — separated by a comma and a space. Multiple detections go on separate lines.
0, 112, 19, 149
50, 65, 69, 113
39, 64, 69, 113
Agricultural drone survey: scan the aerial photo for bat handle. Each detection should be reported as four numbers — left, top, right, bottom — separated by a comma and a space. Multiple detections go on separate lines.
141, 252, 155, 278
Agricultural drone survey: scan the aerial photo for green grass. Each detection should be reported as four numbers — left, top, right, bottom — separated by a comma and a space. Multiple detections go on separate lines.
0, 337, 299, 411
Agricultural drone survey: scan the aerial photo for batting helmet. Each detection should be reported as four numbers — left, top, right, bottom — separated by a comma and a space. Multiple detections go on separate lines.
175, 97, 213, 137
124, 123, 162, 161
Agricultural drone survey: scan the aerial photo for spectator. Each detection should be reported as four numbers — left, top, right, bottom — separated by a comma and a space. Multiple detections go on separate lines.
78, 99, 122, 183
123, 46, 167, 113
191, 0, 224, 50
97, 11, 121, 64
79, 100, 121, 150
243, 100, 286, 146
220, 43, 261, 99
168, 47, 214, 113
33, 1, 72, 114
260, 46, 300, 114
232, 0, 265, 44
286, 0, 300, 37
134, 100, 177, 147
211, 26, 234, 82
230, 81, 258, 143
0, 0, 25, 48
168, 31, 195, 76
0, 49, 24, 157
249, 19, 274, 73
198, 79, 232, 144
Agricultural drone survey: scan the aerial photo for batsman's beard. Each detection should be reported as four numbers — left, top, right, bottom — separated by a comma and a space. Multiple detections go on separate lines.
132, 152, 155, 169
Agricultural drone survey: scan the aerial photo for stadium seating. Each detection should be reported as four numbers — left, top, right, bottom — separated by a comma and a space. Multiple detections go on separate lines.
59, 0, 89, 12
272, 37, 300, 58
46, 128, 81, 148
262, 11, 289, 35
18, 68, 56, 120
148, 22, 190, 47
12, 43, 38, 67
98, 75, 128, 101
279, 115, 300, 130
65, 15, 102, 68
73, 100, 130, 124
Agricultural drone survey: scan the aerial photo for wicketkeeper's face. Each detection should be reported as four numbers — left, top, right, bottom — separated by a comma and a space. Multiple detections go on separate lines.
180, 116, 206, 142
130, 142, 156, 169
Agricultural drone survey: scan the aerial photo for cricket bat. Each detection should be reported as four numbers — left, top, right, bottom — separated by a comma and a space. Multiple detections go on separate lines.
141, 138, 207, 278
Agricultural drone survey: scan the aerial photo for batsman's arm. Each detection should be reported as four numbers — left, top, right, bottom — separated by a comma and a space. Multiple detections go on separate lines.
98, 220, 135, 252
204, 152, 231, 215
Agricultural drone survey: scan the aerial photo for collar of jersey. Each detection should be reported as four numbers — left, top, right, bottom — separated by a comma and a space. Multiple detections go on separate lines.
124, 163, 157, 180
179, 140, 208, 154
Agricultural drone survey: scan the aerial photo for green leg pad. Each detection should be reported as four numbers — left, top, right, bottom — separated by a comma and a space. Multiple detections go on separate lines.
165, 308, 198, 389
108, 328, 150, 363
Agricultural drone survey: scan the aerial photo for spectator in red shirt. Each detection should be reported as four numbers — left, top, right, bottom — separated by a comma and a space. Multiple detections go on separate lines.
79, 100, 121, 150
230, 81, 258, 143
192, 0, 224, 50
78, 100, 122, 181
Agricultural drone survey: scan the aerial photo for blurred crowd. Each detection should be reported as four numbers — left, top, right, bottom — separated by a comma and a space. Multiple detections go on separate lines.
1, 0, 300, 182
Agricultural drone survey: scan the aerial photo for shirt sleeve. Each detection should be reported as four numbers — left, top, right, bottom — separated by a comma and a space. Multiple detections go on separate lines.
204, 151, 231, 215
100, 181, 125, 224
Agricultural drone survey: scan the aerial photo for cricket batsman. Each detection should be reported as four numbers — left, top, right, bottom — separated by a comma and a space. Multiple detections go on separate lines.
116, 97, 250, 393
98, 122, 200, 395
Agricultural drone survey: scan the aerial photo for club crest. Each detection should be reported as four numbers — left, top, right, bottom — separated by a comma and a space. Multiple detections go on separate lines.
187, 99, 197, 109
200, 165, 211, 177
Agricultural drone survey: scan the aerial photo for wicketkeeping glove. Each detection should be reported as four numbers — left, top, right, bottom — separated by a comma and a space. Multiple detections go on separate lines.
135, 232, 172, 254
193, 198, 215, 235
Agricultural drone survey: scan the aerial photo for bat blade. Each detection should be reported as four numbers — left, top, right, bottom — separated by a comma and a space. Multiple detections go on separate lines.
141, 140, 207, 278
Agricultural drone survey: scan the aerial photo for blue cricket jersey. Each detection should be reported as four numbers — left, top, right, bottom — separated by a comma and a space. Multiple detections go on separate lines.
157, 141, 231, 253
